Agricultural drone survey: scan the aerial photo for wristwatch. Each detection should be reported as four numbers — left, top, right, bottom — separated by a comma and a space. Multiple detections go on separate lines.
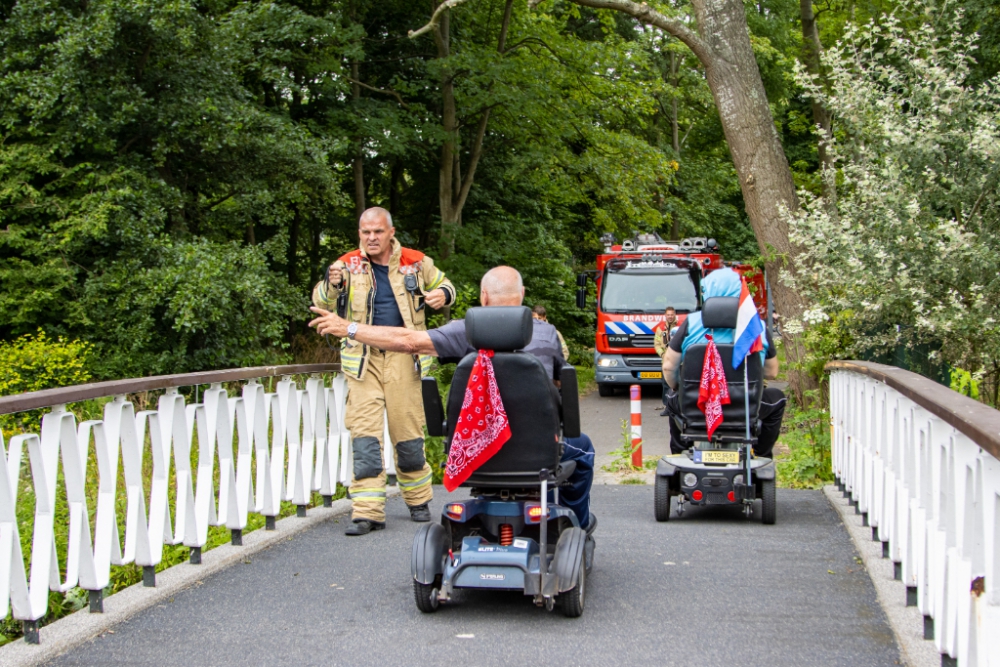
347, 322, 358, 339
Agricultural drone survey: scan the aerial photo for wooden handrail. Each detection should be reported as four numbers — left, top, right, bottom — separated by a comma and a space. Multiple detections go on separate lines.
825, 360, 1000, 461
0, 364, 341, 415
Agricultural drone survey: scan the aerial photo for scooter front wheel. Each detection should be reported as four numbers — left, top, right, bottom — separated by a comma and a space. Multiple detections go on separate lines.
414, 578, 441, 613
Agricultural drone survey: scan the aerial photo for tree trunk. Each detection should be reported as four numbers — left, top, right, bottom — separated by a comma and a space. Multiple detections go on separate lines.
432, 0, 513, 258
799, 0, 836, 206
669, 50, 681, 239
287, 209, 300, 287
389, 159, 403, 219
351, 60, 366, 219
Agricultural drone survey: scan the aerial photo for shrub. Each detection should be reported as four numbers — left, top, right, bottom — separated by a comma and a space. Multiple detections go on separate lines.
0, 331, 92, 434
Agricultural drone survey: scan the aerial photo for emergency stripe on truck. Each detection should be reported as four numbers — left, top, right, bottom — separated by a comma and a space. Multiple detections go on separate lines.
604, 321, 655, 335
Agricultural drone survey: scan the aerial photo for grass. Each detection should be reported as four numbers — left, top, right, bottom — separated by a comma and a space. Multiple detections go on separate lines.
576, 366, 596, 395
601, 419, 658, 474
774, 404, 835, 489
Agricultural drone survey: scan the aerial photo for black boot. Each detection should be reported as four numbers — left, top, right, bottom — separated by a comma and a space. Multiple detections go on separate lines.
345, 519, 385, 536
408, 503, 431, 522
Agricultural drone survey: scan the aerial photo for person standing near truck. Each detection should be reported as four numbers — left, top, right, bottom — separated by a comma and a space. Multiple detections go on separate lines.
655, 306, 678, 413
531, 304, 571, 360
313, 207, 456, 536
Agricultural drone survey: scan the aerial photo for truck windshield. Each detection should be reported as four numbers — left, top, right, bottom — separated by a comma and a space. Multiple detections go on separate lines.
600, 271, 698, 313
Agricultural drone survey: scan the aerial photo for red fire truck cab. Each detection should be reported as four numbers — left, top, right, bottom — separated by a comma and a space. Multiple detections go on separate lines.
576, 233, 768, 397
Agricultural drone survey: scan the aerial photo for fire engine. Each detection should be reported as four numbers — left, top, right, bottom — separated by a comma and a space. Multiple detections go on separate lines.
575, 233, 770, 397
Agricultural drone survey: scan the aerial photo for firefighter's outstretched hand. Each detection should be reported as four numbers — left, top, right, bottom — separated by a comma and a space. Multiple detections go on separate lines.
424, 288, 447, 310
309, 307, 348, 338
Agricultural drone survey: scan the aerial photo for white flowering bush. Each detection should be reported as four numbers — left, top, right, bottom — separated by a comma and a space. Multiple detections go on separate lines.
790, 0, 1000, 403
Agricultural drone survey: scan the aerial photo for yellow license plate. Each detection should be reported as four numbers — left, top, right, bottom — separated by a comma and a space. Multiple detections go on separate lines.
701, 450, 740, 464
639, 372, 662, 379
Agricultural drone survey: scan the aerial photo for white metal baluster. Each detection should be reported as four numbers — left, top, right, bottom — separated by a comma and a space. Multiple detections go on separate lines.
0, 431, 30, 620
193, 385, 224, 546
233, 382, 259, 526
175, 401, 198, 547
215, 394, 240, 531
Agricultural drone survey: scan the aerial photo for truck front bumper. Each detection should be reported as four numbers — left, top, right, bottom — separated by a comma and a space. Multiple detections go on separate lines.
594, 353, 664, 386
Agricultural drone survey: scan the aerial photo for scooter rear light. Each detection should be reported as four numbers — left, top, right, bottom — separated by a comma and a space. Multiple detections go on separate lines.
526, 504, 545, 523
692, 490, 703, 501
446, 504, 464, 520
727, 491, 736, 502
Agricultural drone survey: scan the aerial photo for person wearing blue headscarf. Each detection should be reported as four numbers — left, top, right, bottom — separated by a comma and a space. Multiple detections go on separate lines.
659, 268, 787, 456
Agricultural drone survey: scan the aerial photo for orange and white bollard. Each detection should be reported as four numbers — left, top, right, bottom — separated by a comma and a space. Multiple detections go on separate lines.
630, 384, 643, 467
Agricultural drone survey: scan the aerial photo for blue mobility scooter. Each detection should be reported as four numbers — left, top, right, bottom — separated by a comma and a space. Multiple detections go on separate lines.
653, 296, 777, 524
411, 306, 593, 616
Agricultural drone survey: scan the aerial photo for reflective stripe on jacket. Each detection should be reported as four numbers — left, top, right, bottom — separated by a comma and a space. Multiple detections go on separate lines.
312, 238, 455, 381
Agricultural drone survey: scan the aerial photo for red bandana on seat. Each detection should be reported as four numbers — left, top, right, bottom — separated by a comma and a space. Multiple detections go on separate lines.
444, 350, 512, 491
698, 334, 731, 438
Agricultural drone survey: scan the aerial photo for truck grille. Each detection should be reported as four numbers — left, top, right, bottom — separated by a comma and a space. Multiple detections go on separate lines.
624, 356, 662, 367
630, 335, 655, 348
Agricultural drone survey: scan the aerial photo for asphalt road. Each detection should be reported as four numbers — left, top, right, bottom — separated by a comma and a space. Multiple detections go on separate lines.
48, 486, 900, 667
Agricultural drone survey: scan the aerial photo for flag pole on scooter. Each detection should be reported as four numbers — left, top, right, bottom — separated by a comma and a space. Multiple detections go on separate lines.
733, 275, 765, 501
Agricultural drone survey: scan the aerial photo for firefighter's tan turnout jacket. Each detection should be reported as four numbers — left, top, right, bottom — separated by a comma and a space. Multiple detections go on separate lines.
312, 238, 455, 380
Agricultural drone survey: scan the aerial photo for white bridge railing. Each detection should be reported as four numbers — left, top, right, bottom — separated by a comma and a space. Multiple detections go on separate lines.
0, 363, 397, 644
829, 361, 1000, 667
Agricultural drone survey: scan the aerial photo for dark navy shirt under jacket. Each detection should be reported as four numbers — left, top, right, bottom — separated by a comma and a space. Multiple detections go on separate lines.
370, 263, 405, 327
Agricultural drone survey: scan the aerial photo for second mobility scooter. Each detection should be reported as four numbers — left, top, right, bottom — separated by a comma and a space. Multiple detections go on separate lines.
411, 306, 594, 616
653, 296, 777, 524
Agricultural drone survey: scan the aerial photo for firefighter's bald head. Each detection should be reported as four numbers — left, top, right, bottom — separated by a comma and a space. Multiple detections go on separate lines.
480, 266, 524, 306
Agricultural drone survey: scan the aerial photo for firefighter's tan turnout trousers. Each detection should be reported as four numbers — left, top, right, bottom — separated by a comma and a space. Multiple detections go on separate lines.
345, 348, 433, 522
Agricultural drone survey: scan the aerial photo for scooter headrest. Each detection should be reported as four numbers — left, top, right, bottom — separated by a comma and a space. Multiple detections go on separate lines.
701, 297, 739, 329
464, 306, 533, 352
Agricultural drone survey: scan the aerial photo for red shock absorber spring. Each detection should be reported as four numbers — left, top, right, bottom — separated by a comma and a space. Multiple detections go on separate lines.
499, 524, 513, 546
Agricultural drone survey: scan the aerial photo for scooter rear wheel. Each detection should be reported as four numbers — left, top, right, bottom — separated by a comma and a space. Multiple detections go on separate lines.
561, 558, 586, 617
761, 479, 777, 525
654, 474, 672, 522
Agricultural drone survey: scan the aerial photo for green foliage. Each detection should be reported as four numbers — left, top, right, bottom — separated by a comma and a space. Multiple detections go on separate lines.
950, 367, 980, 400
789, 0, 1000, 399
0, 331, 92, 433
776, 403, 835, 489
0, 0, 347, 375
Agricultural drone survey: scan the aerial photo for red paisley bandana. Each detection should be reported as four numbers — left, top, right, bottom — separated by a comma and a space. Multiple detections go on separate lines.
698, 334, 731, 438
444, 350, 512, 491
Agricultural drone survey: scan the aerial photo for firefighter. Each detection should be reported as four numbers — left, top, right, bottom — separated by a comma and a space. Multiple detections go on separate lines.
655, 306, 678, 414
313, 207, 456, 536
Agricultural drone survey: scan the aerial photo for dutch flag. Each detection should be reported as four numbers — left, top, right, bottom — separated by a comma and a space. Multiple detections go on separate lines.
732, 276, 764, 368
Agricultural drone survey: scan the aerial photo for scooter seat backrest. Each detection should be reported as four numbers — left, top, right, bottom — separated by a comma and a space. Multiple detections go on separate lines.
445, 307, 562, 486
679, 342, 763, 433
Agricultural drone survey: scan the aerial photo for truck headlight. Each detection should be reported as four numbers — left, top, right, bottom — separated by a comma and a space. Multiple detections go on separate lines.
598, 358, 619, 367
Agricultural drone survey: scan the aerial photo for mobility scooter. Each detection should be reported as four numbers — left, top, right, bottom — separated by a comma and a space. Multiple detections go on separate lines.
653, 296, 777, 524
411, 306, 593, 616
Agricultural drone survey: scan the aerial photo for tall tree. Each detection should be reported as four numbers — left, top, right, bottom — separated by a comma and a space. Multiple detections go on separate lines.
545, 0, 803, 317
412, 0, 515, 257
